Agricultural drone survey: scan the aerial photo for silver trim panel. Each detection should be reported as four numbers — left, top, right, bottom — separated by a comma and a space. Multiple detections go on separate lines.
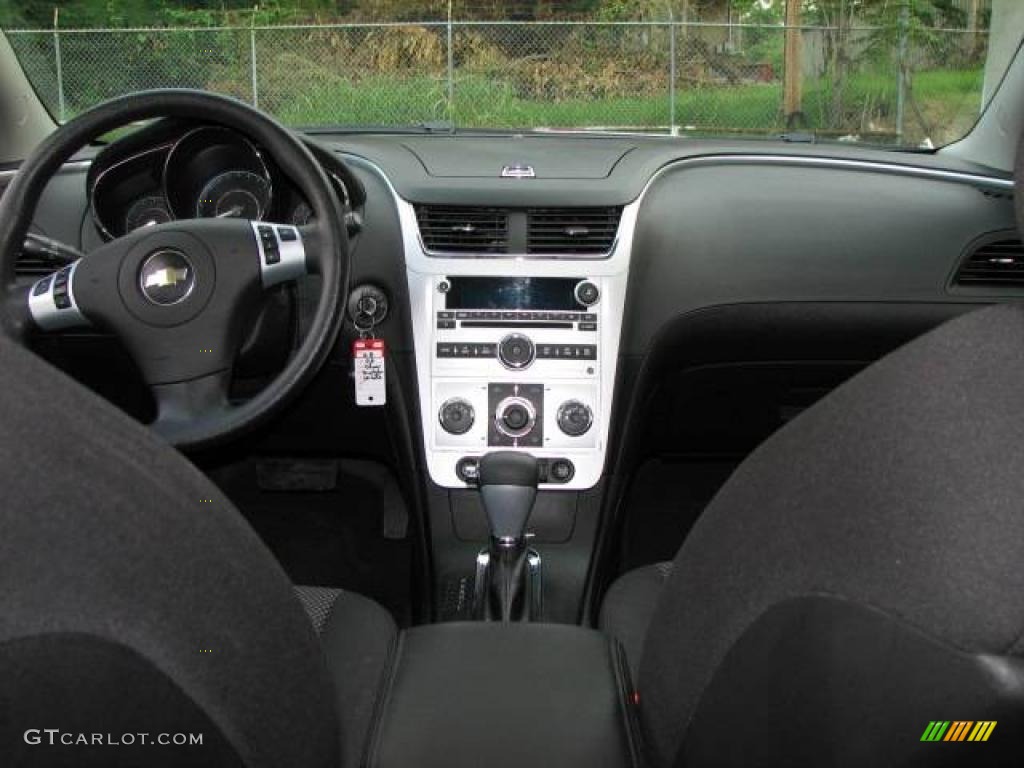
28, 260, 87, 331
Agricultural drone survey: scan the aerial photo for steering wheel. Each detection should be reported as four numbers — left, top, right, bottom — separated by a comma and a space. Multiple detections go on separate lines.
0, 90, 350, 450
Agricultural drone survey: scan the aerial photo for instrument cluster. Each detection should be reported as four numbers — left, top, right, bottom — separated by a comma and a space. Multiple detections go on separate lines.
89, 122, 353, 239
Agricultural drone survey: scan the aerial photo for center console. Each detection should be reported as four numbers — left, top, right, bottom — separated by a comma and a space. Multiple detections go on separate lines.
367, 622, 639, 768
397, 196, 640, 491
432, 274, 602, 484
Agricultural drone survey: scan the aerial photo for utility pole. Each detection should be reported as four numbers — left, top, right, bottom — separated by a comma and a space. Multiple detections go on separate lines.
967, 0, 980, 54
783, 0, 803, 127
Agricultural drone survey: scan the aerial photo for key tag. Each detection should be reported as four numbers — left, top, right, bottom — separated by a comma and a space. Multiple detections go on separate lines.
353, 329, 386, 407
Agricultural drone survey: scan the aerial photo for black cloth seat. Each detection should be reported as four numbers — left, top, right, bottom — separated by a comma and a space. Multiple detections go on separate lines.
600, 303, 1024, 766
0, 335, 396, 768
294, 587, 399, 768
599, 561, 672, 680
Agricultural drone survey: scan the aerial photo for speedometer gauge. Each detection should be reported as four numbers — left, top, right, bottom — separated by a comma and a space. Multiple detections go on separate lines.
196, 170, 271, 220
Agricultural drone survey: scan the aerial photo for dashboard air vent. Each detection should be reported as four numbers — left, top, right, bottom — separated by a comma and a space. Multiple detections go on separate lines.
527, 207, 622, 255
415, 205, 509, 254
954, 238, 1024, 286
15, 256, 57, 277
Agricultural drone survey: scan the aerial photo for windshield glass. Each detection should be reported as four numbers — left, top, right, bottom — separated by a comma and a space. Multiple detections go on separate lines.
2, 1, 1019, 149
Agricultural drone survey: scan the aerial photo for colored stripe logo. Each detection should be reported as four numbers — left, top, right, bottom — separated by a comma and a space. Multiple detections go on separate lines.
921, 721, 996, 742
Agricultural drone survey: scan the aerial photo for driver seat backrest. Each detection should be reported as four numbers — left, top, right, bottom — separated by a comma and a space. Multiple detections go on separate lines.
0, 336, 340, 767
638, 303, 1024, 767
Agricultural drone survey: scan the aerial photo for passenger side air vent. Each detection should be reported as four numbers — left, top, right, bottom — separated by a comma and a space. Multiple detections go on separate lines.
954, 238, 1024, 286
414, 205, 509, 254
527, 207, 622, 255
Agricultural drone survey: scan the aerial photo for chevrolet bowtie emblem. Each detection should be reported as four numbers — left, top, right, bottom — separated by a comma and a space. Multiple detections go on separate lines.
139, 249, 196, 306
144, 266, 189, 289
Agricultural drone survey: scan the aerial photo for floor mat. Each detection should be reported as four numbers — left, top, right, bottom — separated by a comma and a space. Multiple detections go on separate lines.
208, 458, 413, 626
620, 458, 738, 571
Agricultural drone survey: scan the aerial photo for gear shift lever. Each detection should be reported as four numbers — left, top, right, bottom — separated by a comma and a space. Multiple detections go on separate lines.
477, 451, 539, 621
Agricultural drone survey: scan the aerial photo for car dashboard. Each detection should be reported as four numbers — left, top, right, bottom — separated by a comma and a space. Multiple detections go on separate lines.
4, 125, 1019, 494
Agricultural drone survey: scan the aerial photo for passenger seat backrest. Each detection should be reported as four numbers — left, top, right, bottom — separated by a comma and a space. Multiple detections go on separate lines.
639, 302, 1024, 767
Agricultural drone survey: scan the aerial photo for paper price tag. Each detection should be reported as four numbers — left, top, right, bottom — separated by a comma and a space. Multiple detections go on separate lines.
353, 338, 386, 406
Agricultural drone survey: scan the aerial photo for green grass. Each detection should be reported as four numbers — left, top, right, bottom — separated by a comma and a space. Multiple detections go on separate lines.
267, 67, 983, 146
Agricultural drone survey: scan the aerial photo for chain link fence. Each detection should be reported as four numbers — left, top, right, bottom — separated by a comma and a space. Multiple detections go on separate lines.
6, 20, 988, 146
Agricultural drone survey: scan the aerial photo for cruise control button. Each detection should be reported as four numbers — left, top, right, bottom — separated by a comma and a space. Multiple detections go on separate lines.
33, 277, 52, 296
277, 226, 297, 241
54, 293, 71, 309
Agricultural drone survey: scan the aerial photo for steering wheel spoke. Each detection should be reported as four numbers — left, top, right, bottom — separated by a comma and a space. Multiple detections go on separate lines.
251, 221, 319, 287
150, 370, 233, 443
25, 261, 90, 332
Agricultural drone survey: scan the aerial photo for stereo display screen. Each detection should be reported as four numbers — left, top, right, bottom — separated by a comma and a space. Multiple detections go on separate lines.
445, 277, 582, 311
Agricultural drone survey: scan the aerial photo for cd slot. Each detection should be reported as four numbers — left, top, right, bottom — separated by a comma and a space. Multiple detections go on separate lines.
460, 320, 572, 329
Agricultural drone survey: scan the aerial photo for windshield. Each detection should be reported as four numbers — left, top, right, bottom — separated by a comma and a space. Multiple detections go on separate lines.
2, 1, 1018, 149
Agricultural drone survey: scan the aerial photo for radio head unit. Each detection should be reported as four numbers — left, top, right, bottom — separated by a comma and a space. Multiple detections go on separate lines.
443, 276, 585, 312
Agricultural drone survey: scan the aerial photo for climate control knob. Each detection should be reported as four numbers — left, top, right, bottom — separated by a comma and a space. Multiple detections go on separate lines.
439, 398, 475, 435
556, 400, 593, 437
498, 333, 535, 370
494, 396, 537, 439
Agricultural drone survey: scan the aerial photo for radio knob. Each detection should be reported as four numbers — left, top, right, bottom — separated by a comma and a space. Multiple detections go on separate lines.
556, 400, 593, 437
439, 398, 475, 435
498, 333, 535, 370
574, 280, 600, 307
494, 396, 537, 438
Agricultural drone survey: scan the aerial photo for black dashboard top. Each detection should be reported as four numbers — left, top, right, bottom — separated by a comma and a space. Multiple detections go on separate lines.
315, 131, 1012, 207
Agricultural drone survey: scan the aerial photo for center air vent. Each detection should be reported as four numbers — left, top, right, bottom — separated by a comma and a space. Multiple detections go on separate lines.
954, 237, 1024, 287
414, 205, 508, 254
527, 207, 622, 255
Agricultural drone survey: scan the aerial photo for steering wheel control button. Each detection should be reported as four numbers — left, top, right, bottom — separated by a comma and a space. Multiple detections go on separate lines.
498, 333, 535, 370
257, 225, 280, 265
28, 261, 87, 331
32, 276, 52, 296
139, 249, 195, 306
557, 400, 594, 437
440, 398, 476, 435
252, 220, 307, 288
574, 280, 600, 307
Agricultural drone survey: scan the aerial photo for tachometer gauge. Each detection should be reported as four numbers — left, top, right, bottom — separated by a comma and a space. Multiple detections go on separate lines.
124, 195, 172, 233
196, 170, 271, 220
